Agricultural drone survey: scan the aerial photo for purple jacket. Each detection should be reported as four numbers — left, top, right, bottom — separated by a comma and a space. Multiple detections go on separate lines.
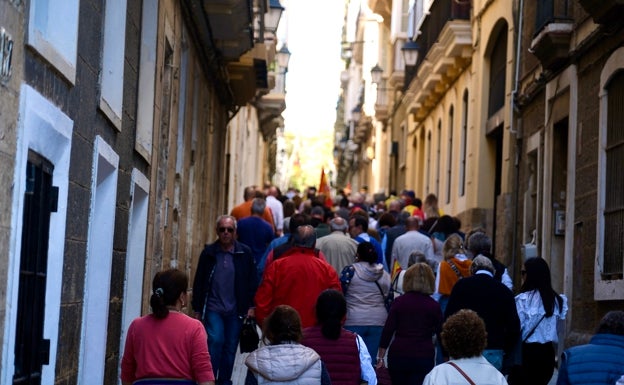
379, 291, 443, 360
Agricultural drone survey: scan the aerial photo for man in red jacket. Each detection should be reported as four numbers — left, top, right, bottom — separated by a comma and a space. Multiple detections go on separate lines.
255, 225, 342, 328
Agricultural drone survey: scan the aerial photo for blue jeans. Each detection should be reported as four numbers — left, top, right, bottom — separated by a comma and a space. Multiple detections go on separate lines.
345, 325, 383, 358
204, 311, 243, 385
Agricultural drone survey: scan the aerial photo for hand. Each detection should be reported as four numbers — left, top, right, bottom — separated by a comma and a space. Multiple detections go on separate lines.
375, 357, 385, 369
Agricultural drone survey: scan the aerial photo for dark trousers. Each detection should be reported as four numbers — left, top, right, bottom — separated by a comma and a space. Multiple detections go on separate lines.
388, 356, 434, 385
508, 342, 555, 385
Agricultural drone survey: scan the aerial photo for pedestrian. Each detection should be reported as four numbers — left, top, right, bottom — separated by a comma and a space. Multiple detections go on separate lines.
556, 310, 624, 385
390, 216, 436, 271
391, 251, 428, 298
315, 217, 359, 275
244, 305, 331, 385
434, 233, 471, 314
120, 269, 215, 385
340, 241, 391, 360
376, 263, 443, 385
191, 215, 258, 385
236, 198, 276, 266
509, 257, 567, 385
444, 256, 521, 370
422, 309, 508, 385
254, 225, 341, 328
266, 185, 284, 237
302, 289, 377, 385
465, 230, 513, 290
230, 186, 275, 229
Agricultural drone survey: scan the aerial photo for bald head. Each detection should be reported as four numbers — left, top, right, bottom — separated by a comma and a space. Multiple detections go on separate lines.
294, 225, 317, 248
405, 216, 422, 230
243, 186, 256, 201
329, 217, 348, 232
268, 186, 279, 197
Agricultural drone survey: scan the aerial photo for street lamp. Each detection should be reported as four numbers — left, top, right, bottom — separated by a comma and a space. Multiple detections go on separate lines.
370, 64, 383, 85
401, 39, 420, 67
265, 0, 284, 34
351, 105, 362, 122
276, 44, 291, 71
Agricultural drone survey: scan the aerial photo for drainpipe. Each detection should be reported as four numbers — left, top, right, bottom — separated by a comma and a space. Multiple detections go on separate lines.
510, 0, 525, 281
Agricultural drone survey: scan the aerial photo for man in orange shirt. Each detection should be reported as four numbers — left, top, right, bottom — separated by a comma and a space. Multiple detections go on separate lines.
230, 186, 275, 229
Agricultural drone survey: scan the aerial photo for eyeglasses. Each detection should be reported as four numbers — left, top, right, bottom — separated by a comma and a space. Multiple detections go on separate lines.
218, 227, 235, 233
521, 269, 527, 275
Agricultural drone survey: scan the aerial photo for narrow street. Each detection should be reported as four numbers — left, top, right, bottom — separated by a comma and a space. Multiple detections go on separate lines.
1, 0, 624, 383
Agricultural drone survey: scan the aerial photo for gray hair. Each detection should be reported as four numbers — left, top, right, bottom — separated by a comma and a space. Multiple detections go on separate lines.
293, 225, 317, 248
408, 251, 427, 267
596, 310, 624, 336
466, 231, 491, 257
470, 255, 495, 275
251, 198, 266, 215
329, 217, 348, 232
216, 215, 237, 230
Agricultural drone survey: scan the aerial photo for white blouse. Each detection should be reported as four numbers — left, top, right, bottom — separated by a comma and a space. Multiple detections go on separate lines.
515, 290, 568, 343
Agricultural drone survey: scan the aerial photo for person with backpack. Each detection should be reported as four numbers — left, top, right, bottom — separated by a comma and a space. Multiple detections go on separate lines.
340, 242, 391, 361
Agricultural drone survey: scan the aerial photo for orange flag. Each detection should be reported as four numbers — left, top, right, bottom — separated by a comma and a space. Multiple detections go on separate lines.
318, 169, 333, 208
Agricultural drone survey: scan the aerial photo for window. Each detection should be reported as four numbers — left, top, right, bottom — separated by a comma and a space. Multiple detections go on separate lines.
603, 71, 624, 278
100, 0, 128, 129
27, 0, 79, 83
459, 90, 468, 197
135, 1, 158, 161
488, 29, 507, 117
426, 130, 432, 193
447, 106, 454, 204
596, 47, 624, 300
436, 119, 441, 197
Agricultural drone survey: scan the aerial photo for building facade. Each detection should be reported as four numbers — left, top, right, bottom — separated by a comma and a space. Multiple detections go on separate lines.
339, 0, 624, 341
0, 0, 286, 383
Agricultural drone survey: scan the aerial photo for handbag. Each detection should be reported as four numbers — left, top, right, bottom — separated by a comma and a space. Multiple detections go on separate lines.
375, 365, 392, 385
374, 280, 393, 312
239, 316, 259, 353
503, 313, 546, 373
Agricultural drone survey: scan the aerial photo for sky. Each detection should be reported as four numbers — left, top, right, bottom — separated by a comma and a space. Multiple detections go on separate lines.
277, 0, 347, 187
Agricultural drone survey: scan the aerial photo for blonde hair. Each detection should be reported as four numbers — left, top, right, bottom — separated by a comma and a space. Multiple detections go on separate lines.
442, 233, 464, 261
402, 263, 436, 294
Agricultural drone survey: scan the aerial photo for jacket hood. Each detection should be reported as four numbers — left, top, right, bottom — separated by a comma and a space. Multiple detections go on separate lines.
353, 261, 384, 282
245, 343, 320, 381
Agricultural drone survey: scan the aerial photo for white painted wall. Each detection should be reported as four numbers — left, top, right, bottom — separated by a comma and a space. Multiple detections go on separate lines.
100, 0, 128, 129
118, 169, 150, 383
2, 84, 73, 385
77, 136, 119, 384
27, 0, 79, 83
135, 0, 158, 162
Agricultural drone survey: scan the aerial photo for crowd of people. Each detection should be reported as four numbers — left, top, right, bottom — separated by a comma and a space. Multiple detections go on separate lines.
119, 184, 624, 385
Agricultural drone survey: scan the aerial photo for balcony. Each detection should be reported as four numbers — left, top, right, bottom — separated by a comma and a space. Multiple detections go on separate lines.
182, 0, 274, 110
368, 0, 391, 26
578, 0, 624, 25
406, 0, 471, 122
529, 0, 573, 71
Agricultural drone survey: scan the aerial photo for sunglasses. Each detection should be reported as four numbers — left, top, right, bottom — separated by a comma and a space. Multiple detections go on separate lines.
521, 269, 527, 275
218, 227, 235, 233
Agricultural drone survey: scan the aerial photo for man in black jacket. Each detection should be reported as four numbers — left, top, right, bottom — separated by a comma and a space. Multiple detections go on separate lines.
445, 256, 520, 372
192, 214, 258, 385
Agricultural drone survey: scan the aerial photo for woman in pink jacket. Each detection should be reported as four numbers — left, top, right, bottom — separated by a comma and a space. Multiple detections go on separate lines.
120, 269, 215, 385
